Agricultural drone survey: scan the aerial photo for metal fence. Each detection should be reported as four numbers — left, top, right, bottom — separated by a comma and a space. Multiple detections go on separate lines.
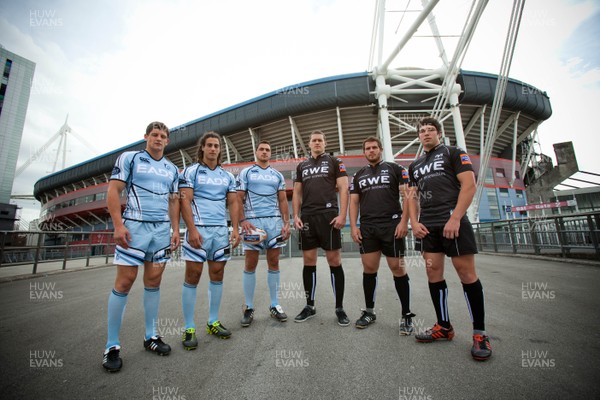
0, 228, 368, 275
0, 231, 116, 273
3, 212, 598, 275
473, 212, 600, 260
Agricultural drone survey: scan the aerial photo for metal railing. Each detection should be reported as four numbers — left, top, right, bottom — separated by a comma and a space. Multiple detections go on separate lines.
472, 212, 600, 260
3, 212, 598, 276
0, 231, 116, 273
0, 228, 370, 275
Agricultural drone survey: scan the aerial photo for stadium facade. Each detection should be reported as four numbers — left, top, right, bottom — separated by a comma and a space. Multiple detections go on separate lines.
33, 70, 552, 238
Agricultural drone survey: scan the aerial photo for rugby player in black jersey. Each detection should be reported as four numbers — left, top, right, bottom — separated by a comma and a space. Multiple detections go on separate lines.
407, 117, 491, 361
349, 136, 415, 334
292, 130, 350, 326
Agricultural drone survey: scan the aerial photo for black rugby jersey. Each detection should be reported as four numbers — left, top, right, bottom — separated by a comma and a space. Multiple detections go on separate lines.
350, 160, 408, 225
408, 144, 474, 226
294, 153, 347, 215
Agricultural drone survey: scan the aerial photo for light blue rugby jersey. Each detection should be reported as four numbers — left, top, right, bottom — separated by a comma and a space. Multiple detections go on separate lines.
110, 150, 179, 222
236, 164, 285, 218
179, 163, 237, 226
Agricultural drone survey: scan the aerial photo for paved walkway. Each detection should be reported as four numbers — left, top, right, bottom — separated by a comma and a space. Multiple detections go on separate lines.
0, 256, 115, 280
0, 254, 598, 399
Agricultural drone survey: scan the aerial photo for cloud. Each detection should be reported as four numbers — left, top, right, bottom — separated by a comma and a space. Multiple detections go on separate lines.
561, 9, 600, 73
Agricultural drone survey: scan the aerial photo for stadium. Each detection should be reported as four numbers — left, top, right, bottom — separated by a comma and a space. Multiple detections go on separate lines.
32, 69, 551, 238
29, 2, 558, 253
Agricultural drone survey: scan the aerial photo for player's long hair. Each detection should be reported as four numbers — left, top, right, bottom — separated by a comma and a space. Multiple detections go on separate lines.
196, 131, 222, 165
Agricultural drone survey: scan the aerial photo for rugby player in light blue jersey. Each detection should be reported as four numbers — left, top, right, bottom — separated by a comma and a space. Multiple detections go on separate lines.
179, 131, 241, 349
236, 140, 291, 327
103, 121, 180, 373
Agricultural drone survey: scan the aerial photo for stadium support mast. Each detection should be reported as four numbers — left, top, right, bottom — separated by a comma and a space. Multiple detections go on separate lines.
368, 1, 535, 222
15, 115, 96, 177
370, 0, 489, 162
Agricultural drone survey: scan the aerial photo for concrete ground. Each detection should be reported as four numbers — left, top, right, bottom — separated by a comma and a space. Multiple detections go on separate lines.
0, 253, 599, 399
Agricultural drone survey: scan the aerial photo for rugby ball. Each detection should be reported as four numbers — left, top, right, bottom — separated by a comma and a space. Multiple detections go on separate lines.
242, 228, 267, 245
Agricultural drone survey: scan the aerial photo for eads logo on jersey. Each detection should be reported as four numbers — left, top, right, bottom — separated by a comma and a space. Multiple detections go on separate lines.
249, 173, 277, 182
198, 173, 231, 186
338, 162, 346, 173
402, 169, 409, 180
460, 153, 472, 165
136, 164, 174, 178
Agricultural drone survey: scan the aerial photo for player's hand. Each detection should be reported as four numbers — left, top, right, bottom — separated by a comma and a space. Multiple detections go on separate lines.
443, 218, 460, 239
411, 222, 429, 239
282, 222, 291, 240
330, 214, 345, 230
113, 225, 131, 249
294, 216, 304, 231
171, 231, 180, 251
396, 221, 409, 239
230, 231, 241, 249
240, 219, 256, 234
351, 226, 362, 244
188, 227, 203, 249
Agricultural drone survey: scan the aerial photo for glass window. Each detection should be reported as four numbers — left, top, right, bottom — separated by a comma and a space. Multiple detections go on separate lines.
495, 168, 505, 178
485, 168, 494, 184
3, 59, 12, 78
499, 188, 509, 197
515, 189, 524, 198
486, 189, 500, 219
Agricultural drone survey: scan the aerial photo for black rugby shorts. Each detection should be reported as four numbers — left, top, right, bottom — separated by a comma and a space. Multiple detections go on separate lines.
298, 211, 342, 251
359, 223, 405, 257
414, 219, 478, 256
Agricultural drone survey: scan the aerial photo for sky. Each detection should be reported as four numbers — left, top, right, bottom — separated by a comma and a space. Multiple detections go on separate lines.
0, 0, 599, 225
